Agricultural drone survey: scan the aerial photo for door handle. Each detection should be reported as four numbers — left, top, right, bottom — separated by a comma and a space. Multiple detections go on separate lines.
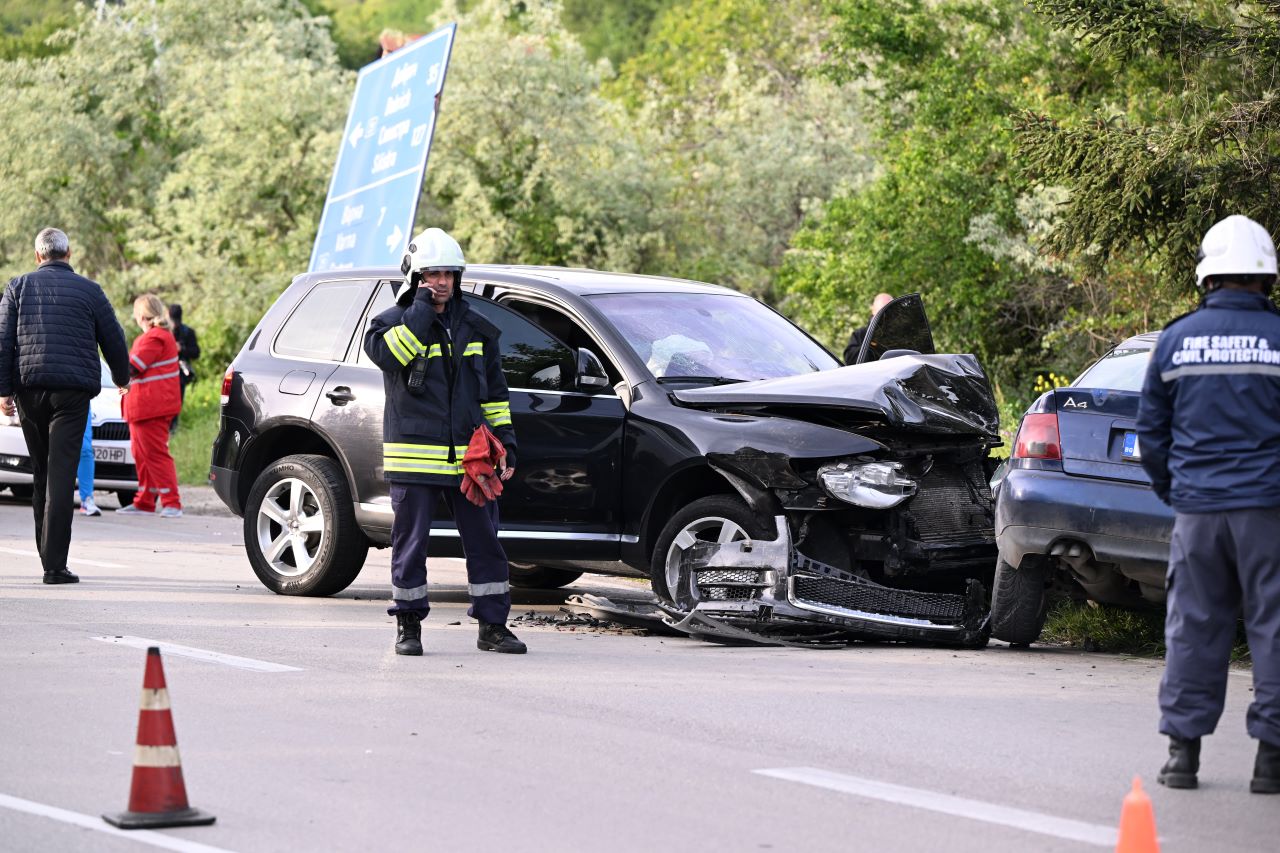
326, 386, 356, 405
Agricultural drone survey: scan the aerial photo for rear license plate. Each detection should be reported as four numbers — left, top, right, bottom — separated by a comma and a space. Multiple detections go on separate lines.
93, 446, 126, 463
1122, 431, 1141, 461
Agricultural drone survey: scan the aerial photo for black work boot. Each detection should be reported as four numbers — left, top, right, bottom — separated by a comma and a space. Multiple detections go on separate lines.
43, 567, 79, 585
478, 621, 527, 654
1157, 736, 1200, 789
1251, 740, 1280, 794
394, 612, 423, 656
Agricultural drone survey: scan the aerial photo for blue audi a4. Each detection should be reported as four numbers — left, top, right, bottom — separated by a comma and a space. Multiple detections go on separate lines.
990, 333, 1174, 645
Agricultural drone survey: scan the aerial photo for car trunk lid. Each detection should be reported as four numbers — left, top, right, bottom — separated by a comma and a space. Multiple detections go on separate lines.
1053, 388, 1150, 484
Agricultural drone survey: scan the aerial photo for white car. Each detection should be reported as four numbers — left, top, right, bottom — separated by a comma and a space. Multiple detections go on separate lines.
0, 361, 139, 505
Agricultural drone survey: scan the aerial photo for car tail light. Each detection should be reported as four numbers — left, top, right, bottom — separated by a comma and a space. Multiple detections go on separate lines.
221, 367, 234, 407
1013, 413, 1061, 460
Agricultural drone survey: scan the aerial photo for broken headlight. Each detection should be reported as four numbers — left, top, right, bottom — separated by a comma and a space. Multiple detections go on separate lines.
818, 460, 917, 509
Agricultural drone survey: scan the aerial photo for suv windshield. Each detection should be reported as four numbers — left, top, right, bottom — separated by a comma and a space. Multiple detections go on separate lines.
590, 292, 838, 381
1074, 345, 1153, 392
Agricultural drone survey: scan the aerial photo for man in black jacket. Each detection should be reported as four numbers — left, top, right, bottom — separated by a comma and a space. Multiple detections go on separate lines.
363, 227, 526, 656
843, 292, 895, 364
167, 303, 200, 432
0, 228, 130, 583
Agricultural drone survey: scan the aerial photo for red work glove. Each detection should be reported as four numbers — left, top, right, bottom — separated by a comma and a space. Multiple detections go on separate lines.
460, 425, 505, 506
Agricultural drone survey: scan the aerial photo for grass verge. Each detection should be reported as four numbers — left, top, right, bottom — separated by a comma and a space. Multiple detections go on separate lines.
170, 380, 220, 486
1041, 597, 1252, 663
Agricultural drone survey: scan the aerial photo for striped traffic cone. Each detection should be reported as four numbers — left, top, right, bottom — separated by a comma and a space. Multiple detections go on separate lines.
103, 647, 215, 829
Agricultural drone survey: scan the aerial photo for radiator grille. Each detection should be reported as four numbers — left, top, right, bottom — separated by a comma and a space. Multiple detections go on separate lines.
904, 462, 993, 543
699, 569, 761, 585
93, 422, 130, 441
793, 575, 968, 622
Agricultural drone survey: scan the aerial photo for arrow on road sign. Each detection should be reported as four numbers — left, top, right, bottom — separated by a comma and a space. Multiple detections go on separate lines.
386, 225, 404, 253
348, 124, 365, 148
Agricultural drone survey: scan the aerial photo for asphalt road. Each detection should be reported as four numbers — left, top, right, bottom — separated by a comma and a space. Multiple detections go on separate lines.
1, 492, 1277, 852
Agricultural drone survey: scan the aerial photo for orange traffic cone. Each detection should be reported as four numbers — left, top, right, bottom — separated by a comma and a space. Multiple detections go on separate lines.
1115, 775, 1159, 853
103, 647, 216, 829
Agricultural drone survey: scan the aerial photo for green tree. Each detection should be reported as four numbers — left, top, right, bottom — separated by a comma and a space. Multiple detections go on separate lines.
1017, 0, 1280, 287
0, 0, 349, 367
777, 0, 1113, 392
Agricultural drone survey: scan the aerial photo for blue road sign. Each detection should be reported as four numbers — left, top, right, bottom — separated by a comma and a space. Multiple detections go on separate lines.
309, 24, 456, 272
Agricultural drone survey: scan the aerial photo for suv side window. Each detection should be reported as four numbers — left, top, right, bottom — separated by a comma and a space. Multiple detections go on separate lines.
465, 296, 574, 391
355, 284, 397, 366
502, 298, 622, 386
275, 281, 371, 362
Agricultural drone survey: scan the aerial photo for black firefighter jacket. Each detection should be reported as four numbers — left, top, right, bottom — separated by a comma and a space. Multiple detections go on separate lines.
363, 286, 516, 487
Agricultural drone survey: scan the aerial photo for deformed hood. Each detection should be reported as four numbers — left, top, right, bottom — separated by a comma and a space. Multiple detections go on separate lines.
671, 353, 999, 437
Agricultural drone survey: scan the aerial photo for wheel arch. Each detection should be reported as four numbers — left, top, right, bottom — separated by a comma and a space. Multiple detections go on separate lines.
639, 463, 780, 566
236, 422, 349, 510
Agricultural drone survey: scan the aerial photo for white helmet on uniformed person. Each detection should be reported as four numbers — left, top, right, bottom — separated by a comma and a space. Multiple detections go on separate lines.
1195, 214, 1277, 290
394, 227, 466, 304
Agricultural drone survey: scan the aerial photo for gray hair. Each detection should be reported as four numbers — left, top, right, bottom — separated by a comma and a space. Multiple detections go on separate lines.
34, 228, 70, 260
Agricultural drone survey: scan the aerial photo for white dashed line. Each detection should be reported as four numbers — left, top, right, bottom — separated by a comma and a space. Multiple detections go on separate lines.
92, 636, 304, 672
0, 793, 236, 853
754, 767, 1117, 847
0, 545, 125, 568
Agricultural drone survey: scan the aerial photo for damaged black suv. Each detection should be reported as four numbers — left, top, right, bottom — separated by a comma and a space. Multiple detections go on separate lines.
211, 267, 999, 645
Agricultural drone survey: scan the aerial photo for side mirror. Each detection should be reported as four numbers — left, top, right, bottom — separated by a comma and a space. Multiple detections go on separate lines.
576, 347, 610, 392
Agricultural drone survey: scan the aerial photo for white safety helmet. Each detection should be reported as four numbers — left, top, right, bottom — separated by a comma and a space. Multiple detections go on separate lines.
1195, 214, 1277, 291
393, 227, 466, 304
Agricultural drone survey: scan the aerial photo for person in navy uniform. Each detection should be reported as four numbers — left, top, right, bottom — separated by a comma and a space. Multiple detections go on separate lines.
363, 227, 526, 656
1137, 214, 1280, 794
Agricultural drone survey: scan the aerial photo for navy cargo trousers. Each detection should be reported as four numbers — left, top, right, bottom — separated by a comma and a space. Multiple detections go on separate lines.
387, 483, 512, 625
1160, 508, 1280, 747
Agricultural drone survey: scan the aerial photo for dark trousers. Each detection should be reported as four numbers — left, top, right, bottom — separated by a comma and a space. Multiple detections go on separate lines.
16, 389, 94, 574
1160, 508, 1280, 746
387, 482, 511, 624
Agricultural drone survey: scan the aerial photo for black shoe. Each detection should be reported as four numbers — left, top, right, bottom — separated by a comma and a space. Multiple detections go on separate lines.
42, 568, 80, 585
1251, 740, 1280, 794
478, 621, 527, 654
1157, 736, 1200, 789
395, 612, 423, 656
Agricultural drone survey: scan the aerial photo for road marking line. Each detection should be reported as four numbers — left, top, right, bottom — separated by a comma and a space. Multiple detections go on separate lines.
92, 636, 304, 672
754, 767, 1117, 847
0, 792, 235, 853
0, 545, 125, 568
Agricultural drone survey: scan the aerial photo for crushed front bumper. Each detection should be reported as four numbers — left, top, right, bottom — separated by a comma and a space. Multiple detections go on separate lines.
663, 515, 990, 648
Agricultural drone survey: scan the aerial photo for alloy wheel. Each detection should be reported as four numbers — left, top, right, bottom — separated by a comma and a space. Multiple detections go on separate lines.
255, 477, 327, 577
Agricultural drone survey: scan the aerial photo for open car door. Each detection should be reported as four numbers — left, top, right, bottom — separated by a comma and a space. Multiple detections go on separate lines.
854, 293, 936, 364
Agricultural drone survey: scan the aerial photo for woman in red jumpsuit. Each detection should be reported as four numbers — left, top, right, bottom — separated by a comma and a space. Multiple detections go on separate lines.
117, 294, 183, 517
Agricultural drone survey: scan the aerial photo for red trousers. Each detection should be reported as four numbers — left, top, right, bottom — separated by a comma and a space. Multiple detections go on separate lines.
129, 416, 181, 510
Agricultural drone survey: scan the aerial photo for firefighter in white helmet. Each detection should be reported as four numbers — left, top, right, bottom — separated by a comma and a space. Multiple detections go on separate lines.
1137, 214, 1280, 793
364, 227, 525, 655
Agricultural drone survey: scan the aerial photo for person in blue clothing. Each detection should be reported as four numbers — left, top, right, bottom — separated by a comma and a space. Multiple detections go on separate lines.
1137, 214, 1280, 795
363, 227, 526, 657
77, 410, 100, 516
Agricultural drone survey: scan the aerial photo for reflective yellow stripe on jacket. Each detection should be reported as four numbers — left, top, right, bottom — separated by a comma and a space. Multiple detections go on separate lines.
481, 401, 512, 428
383, 328, 483, 367
383, 442, 469, 476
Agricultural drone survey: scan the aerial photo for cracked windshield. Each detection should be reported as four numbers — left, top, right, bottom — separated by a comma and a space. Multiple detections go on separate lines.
590, 292, 838, 382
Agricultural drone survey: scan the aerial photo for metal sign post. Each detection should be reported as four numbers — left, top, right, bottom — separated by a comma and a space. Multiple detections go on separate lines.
309, 23, 456, 272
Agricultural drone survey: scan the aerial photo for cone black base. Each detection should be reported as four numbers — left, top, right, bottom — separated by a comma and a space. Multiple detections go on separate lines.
102, 806, 216, 830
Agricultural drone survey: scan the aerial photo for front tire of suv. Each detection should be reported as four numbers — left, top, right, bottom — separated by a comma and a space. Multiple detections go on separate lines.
990, 556, 1051, 647
508, 563, 584, 589
650, 494, 767, 609
244, 454, 369, 596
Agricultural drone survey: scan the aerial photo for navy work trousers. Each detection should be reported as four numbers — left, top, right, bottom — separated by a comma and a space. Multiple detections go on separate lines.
387, 482, 511, 625
1160, 508, 1280, 746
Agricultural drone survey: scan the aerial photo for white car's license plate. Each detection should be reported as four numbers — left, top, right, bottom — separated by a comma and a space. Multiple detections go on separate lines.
93, 446, 127, 464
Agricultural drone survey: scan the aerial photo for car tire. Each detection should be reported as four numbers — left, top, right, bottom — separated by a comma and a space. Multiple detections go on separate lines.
8, 484, 33, 501
244, 454, 369, 596
650, 494, 767, 608
508, 563, 584, 589
114, 489, 136, 508
990, 556, 1050, 646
